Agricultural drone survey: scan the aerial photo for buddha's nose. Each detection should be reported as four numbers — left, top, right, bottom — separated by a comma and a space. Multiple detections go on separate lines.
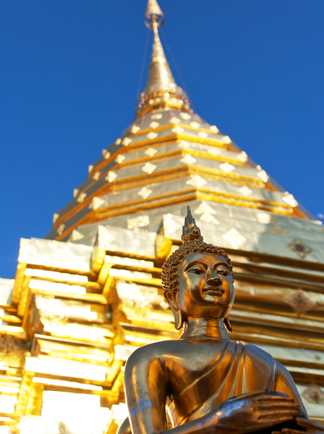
207, 273, 221, 286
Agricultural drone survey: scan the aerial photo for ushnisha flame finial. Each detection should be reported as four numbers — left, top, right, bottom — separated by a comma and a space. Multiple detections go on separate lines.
182, 207, 203, 243
137, 0, 192, 117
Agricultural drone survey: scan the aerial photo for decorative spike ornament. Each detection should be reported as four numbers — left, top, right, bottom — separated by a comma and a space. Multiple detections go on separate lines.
137, 0, 192, 117
182, 207, 203, 243
145, 0, 164, 29
145, 19, 177, 94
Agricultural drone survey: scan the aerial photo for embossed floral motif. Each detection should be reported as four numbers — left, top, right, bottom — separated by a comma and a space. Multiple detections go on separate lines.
145, 147, 158, 157
142, 162, 157, 174
288, 239, 312, 259
0, 335, 29, 353
284, 289, 316, 314
186, 175, 207, 188
181, 154, 196, 165
138, 187, 152, 199
302, 385, 324, 404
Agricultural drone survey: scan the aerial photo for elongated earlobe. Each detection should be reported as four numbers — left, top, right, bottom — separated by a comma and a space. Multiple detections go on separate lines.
174, 309, 184, 330
224, 317, 232, 332
165, 291, 184, 330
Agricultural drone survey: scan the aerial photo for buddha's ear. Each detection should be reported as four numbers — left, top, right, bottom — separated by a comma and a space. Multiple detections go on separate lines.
173, 309, 184, 330
224, 317, 232, 332
165, 291, 184, 330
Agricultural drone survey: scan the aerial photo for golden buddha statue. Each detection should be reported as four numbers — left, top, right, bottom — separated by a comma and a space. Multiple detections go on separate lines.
120, 208, 324, 434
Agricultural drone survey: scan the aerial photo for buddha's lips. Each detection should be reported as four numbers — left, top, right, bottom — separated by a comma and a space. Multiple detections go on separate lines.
203, 287, 224, 296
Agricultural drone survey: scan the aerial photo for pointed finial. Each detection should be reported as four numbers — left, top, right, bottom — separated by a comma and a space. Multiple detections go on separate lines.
182, 207, 203, 243
137, 0, 192, 117
145, 0, 164, 29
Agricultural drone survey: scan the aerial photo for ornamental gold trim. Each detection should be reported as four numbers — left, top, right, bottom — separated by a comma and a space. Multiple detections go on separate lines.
55, 185, 303, 240
88, 132, 236, 176
54, 163, 276, 231
127, 123, 226, 138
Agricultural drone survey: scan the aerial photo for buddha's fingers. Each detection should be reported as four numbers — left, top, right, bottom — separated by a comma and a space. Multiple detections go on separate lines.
256, 402, 299, 411
255, 392, 291, 401
257, 407, 299, 418
256, 396, 295, 404
258, 410, 298, 423
256, 399, 295, 407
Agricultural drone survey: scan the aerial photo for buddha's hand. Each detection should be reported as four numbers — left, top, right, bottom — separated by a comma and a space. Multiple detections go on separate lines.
271, 417, 324, 434
213, 392, 299, 434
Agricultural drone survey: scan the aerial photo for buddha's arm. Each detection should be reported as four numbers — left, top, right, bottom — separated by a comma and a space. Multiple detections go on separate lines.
274, 363, 307, 417
124, 348, 223, 434
124, 348, 168, 434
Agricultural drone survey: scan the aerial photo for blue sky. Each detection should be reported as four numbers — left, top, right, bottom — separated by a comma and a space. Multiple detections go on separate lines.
1, 0, 324, 277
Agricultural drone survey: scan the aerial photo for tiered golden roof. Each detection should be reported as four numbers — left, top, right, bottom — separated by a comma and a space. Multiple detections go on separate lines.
0, 1, 324, 432
49, 0, 307, 242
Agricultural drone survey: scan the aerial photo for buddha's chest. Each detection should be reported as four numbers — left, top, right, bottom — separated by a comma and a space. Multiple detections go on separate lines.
163, 341, 272, 424
165, 342, 233, 399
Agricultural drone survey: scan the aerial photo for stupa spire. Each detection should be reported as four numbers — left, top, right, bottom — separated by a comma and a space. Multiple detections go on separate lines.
137, 0, 192, 117
145, 0, 164, 27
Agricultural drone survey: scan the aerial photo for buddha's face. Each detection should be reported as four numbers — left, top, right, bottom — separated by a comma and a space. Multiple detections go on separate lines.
175, 252, 235, 320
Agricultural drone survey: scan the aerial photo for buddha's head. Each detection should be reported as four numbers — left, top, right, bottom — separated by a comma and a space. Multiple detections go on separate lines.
162, 207, 235, 330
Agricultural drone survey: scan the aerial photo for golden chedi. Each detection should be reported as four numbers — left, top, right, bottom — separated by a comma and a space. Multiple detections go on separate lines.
1, 0, 324, 432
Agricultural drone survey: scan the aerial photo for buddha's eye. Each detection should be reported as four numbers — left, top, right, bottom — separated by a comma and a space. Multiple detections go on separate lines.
215, 266, 229, 276
188, 267, 204, 275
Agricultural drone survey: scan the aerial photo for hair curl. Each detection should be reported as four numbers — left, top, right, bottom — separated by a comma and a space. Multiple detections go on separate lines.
161, 240, 232, 298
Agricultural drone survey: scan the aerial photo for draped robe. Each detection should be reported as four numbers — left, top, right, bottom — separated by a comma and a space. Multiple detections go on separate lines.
123, 339, 306, 434
163, 340, 305, 434
168, 341, 278, 426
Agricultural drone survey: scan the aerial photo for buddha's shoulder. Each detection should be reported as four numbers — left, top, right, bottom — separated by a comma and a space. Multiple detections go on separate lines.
125, 340, 278, 370
125, 339, 187, 367
237, 341, 277, 368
